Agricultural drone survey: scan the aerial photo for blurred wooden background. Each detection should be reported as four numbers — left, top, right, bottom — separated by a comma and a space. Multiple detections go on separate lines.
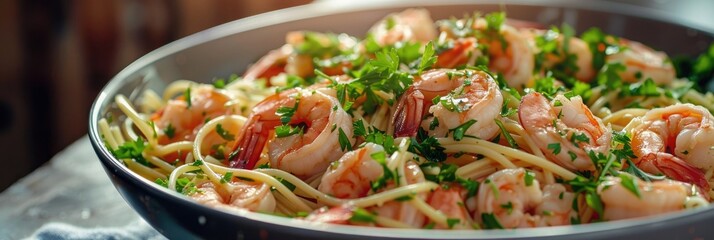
0, 0, 311, 191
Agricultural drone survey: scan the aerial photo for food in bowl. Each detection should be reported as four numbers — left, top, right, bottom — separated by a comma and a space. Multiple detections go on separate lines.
97, 8, 714, 230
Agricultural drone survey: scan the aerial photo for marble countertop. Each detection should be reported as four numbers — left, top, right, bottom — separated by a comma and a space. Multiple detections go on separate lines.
0, 137, 144, 239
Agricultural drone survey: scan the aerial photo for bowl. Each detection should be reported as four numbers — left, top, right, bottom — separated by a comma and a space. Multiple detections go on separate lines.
88, 0, 714, 239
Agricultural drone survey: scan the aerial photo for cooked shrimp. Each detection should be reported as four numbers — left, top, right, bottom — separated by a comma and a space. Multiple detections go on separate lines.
243, 31, 358, 82
434, 37, 481, 69
370, 161, 428, 228
535, 184, 577, 226
439, 19, 535, 88
426, 185, 471, 229
392, 68, 503, 138
521, 28, 596, 82
598, 175, 697, 220
229, 88, 354, 179
484, 25, 535, 88
367, 8, 437, 46
626, 103, 714, 189
519, 92, 611, 171
318, 143, 385, 199
476, 168, 543, 228
190, 181, 276, 213
242, 44, 292, 82
151, 85, 233, 143
304, 204, 356, 225
606, 39, 676, 84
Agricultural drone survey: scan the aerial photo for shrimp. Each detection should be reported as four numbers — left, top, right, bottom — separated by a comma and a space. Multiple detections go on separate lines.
243, 31, 359, 82
439, 18, 535, 88
484, 25, 535, 88
151, 85, 233, 143
477, 168, 575, 228
369, 161, 428, 228
367, 8, 437, 46
597, 175, 699, 220
304, 204, 356, 225
626, 103, 714, 189
318, 143, 385, 199
606, 39, 676, 84
519, 92, 611, 171
229, 88, 354, 179
391, 68, 503, 138
521, 28, 596, 82
434, 37, 481, 69
535, 184, 577, 226
190, 181, 276, 213
426, 185, 471, 229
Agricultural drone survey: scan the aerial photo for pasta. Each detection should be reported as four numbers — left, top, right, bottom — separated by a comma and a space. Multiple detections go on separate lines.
99, 8, 714, 230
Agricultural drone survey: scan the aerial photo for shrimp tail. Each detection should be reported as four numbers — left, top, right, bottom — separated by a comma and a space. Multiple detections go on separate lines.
229, 120, 271, 169
435, 38, 476, 68
638, 152, 710, 190
393, 89, 428, 137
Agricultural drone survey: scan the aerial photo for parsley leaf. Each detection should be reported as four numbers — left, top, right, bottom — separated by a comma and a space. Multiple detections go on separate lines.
619, 173, 641, 198
275, 125, 303, 138
111, 138, 150, 166
408, 129, 447, 162
164, 123, 176, 139
547, 142, 562, 154
349, 208, 376, 223
494, 119, 519, 148
481, 213, 504, 229
215, 124, 235, 141
184, 87, 192, 108
338, 128, 352, 151
220, 172, 233, 184
450, 119, 477, 141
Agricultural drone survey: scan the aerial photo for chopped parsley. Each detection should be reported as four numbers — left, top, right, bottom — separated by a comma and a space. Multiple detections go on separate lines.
164, 123, 176, 139
111, 138, 150, 166
447, 218, 461, 229
547, 142, 562, 155
481, 213, 504, 229
338, 128, 352, 151
619, 173, 641, 198
184, 87, 192, 108
449, 119, 477, 141
220, 172, 233, 184
215, 124, 235, 141
349, 208, 376, 223
494, 119, 519, 148
408, 129, 447, 162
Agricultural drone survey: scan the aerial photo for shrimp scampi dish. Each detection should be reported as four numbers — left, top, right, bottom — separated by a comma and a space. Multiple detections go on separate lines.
99, 9, 714, 230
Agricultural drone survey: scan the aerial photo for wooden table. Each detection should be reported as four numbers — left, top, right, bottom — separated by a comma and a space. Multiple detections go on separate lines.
0, 136, 151, 239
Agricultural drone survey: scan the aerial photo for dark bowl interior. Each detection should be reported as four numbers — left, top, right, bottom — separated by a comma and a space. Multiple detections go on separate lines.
88, 1, 714, 239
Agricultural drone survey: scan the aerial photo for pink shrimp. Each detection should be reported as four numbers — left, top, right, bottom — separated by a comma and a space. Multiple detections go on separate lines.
318, 143, 385, 199
626, 103, 714, 190
243, 31, 358, 82
426, 185, 471, 229
190, 181, 276, 213
521, 28, 596, 82
597, 175, 701, 220
369, 161, 428, 228
439, 17, 535, 88
519, 92, 611, 171
391, 68, 503, 138
476, 168, 576, 228
367, 8, 437, 46
228, 88, 354, 179
607, 39, 676, 84
151, 85, 232, 143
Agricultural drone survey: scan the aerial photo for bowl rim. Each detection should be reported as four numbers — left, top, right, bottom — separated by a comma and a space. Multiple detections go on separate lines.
88, 0, 714, 239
